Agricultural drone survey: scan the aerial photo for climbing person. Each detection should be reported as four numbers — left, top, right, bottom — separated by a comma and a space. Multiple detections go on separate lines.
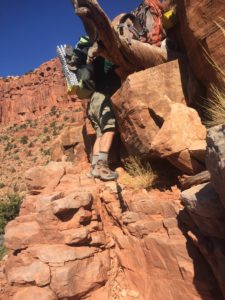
57, 36, 121, 181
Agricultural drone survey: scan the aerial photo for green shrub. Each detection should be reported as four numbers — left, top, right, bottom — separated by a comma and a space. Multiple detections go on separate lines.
0, 135, 9, 141
13, 154, 20, 160
20, 135, 28, 144
4, 142, 14, 151
58, 124, 64, 130
0, 193, 22, 235
0, 246, 7, 260
19, 123, 28, 130
28, 142, 34, 148
49, 106, 58, 116
32, 157, 37, 163
63, 115, 69, 121
27, 150, 32, 157
42, 148, 51, 156
10, 167, 16, 173
50, 121, 56, 128
42, 136, 50, 144
52, 127, 59, 136
43, 127, 49, 133
0, 183, 5, 189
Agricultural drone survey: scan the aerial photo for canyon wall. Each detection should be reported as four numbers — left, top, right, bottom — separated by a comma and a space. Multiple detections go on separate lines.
0, 59, 73, 125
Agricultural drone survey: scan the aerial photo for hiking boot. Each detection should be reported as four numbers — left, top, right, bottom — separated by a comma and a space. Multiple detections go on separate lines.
91, 160, 118, 181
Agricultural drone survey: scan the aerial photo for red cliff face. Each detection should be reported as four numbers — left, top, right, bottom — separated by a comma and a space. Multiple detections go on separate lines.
176, 0, 225, 87
0, 58, 73, 125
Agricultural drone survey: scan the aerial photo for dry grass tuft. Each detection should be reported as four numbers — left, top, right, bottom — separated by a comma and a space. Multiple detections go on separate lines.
119, 156, 157, 190
203, 18, 225, 128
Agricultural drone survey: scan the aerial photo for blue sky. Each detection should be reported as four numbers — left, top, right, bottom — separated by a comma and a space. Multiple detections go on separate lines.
0, 0, 140, 77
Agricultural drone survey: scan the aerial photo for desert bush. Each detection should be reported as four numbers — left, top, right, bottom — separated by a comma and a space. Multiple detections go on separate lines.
42, 136, 50, 144
49, 105, 58, 116
32, 157, 37, 163
42, 148, 51, 156
0, 246, 7, 260
19, 123, 28, 130
58, 124, 64, 130
0, 135, 9, 142
20, 135, 28, 144
13, 154, 20, 160
63, 115, 69, 121
43, 126, 49, 133
119, 156, 157, 190
0, 183, 5, 189
4, 142, 14, 151
52, 128, 59, 136
28, 142, 34, 148
10, 167, 16, 173
27, 150, 32, 157
0, 193, 22, 235
50, 121, 56, 128
203, 18, 225, 127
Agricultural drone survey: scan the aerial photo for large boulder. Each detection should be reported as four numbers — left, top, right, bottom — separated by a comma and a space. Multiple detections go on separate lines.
112, 61, 206, 174
151, 103, 206, 174
181, 182, 225, 238
25, 162, 66, 193
206, 124, 225, 208
12, 287, 57, 300
112, 60, 186, 157
51, 125, 87, 163
176, 0, 225, 86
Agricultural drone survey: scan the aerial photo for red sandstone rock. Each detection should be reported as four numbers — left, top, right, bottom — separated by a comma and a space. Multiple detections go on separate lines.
51, 125, 87, 163
52, 191, 93, 215
112, 60, 206, 174
6, 261, 50, 287
25, 162, 66, 193
151, 103, 206, 174
12, 287, 57, 300
62, 227, 90, 245
0, 59, 79, 125
4, 220, 44, 251
176, 0, 225, 86
50, 251, 109, 299
0, 166, 222, 299
112, 60, 186, 157
27, 244, 97, 265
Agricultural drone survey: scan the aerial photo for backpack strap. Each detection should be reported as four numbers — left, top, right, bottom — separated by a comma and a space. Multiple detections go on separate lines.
144, 0, 166, 46
118, 13, 142, 40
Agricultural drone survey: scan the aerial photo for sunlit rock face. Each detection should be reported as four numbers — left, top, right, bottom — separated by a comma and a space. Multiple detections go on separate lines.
176, 0, 225, 87
0, 58, 75, 125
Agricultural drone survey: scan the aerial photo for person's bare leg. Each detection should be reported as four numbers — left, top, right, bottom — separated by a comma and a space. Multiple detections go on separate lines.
93, 136, 101, 155
99, 131, 115, 153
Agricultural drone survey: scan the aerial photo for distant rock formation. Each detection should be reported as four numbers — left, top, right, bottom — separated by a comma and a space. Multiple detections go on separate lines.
0, 59, 74, 125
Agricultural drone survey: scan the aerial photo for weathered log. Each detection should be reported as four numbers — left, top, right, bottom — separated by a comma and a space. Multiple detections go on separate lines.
179, 170, 211, 190
72, 0, 172, 79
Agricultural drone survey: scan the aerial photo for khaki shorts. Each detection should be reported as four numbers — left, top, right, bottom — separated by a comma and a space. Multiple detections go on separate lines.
88, 91, 116, 137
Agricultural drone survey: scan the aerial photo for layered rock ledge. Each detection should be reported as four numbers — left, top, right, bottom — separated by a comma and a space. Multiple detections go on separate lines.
0, 160, 223, 300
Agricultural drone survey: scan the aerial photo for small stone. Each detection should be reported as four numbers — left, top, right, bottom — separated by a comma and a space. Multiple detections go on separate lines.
121, 289, 128, 297
128, 290, 140, 298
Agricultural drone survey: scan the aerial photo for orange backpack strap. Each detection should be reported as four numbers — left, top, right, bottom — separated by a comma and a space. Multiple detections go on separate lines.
144, 0, 166, 46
